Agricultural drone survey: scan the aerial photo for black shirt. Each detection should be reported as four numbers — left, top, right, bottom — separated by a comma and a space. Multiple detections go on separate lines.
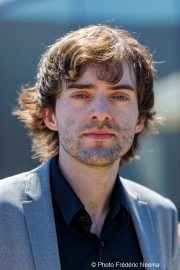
50, 155, 144, 270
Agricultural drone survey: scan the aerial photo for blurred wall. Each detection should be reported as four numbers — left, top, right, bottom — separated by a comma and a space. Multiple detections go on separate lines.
0, 0, 180, 217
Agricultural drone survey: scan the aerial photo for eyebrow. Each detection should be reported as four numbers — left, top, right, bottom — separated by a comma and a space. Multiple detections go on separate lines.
66, 83, 94, 90
66, 83, 134, 91
108, 84, 134, 91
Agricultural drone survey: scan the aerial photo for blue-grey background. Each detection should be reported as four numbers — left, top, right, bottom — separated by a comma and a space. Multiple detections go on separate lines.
0, 0, 180, 218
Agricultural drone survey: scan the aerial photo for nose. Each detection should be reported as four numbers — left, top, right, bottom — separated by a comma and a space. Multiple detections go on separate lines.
88, 94, 112, 122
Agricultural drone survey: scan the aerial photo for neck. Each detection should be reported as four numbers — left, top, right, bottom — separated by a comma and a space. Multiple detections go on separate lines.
58, 148, 120, 220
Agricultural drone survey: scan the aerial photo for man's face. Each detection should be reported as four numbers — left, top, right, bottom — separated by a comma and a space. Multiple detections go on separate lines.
51, 63, 144, 167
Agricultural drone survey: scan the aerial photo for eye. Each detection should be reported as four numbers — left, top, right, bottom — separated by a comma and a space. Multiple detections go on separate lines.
112, 95, 128, 100
72, 93, 89, 99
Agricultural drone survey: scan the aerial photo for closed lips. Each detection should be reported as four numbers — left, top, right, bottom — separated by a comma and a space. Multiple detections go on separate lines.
83, 130, 115, 139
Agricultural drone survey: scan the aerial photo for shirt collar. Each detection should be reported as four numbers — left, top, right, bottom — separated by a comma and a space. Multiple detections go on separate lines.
50, 155, 84, 226
109, 175, 130, 224
50, 154, 130, 226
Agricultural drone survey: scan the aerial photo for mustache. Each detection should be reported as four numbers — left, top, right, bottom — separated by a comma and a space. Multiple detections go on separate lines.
78, 121, 121, 133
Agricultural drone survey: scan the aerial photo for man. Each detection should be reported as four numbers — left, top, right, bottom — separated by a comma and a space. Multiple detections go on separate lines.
0, 25, 179, 270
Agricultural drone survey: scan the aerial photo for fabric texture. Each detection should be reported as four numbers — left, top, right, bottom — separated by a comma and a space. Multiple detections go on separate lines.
0, 157, 179, 270
50, 155, 144, 269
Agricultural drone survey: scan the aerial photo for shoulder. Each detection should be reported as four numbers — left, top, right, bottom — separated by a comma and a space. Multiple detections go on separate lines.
0, 158, 52, 204
0, 171, 30, 205
121, 178, 180, 267
120, 177, 177, 212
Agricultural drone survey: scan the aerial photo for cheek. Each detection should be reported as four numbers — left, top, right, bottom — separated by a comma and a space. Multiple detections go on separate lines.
56, 108, 78, 134
57, 103, 88, 130
114, 106, 139, 127
55, 100, 70, 123
126, 103, 139, 122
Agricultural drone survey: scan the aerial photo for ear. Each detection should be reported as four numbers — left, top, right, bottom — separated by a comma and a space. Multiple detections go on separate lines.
135, 115, 146, 134
42, 108, 58, 131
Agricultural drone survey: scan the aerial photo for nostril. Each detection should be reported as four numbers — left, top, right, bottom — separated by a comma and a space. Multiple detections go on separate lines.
90, 115, 111, 122
88, 102, 112, 121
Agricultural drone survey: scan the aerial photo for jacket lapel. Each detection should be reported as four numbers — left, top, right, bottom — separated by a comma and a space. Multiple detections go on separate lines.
121, 179, 163, 270
21, 160, 164, 270
22, 159, 61, 270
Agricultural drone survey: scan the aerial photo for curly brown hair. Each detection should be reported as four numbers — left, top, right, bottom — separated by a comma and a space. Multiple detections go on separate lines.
13, 25, 158, 165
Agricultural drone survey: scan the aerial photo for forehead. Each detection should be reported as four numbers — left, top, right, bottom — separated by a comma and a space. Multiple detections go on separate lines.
66, 61, 136, 88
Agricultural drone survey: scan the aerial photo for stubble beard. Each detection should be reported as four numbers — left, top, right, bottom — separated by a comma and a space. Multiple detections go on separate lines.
58, 119, 136, 168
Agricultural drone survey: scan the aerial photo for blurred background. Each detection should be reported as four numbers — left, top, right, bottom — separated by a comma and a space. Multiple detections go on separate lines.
0, 0, 180, 218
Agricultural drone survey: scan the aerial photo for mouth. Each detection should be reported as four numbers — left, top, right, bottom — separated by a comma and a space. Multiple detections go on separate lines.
82, 129, 115, 140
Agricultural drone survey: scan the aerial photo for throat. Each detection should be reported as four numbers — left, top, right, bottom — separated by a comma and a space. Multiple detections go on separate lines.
89, 211, 108, 238
90, 221, 103, 238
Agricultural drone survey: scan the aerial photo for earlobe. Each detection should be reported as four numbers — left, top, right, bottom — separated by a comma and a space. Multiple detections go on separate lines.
42, 108, 58, 131
135, 115, 146, 134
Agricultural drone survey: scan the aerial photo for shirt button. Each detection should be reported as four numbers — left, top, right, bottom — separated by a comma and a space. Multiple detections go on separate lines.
101, 241, 105, 247
80, 215, 87, 221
